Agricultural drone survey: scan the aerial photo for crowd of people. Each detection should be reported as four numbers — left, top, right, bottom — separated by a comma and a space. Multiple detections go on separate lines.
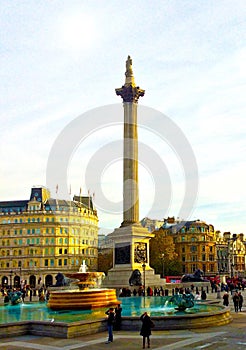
1, 283, 50, 305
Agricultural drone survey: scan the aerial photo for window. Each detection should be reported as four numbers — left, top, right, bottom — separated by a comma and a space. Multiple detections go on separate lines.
58, 259, 62, 266
190, 246, 197, 252
59, 248, 62, 254
64, 259, 67, 266
45, 259, 48, 267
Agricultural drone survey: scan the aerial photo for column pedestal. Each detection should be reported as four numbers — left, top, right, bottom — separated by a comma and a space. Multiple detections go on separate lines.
102, 225, 162, 289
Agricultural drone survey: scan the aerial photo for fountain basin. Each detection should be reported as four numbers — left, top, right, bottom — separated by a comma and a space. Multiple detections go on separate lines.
47, 288, 119, 310
0, 296, 232, 338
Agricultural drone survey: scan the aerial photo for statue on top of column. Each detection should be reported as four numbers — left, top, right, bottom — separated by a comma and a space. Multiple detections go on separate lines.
125, 55, 133, 77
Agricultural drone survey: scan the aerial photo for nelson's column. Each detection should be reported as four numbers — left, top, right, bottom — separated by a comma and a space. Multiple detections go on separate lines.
103, 56, 162, 289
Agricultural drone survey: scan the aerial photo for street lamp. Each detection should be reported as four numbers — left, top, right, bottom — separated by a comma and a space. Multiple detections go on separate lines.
142, 262, 146, 297
161, 253, 165, 278
9, 270, 13, 289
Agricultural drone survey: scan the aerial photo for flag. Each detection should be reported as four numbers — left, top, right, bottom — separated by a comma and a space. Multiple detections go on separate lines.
56, 184, 58, 194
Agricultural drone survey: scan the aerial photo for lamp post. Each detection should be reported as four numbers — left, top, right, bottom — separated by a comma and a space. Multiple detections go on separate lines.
9, 270, 13, 289
161, 253, 165, 278
142, 262, 146, 298
19, 266, 22, 288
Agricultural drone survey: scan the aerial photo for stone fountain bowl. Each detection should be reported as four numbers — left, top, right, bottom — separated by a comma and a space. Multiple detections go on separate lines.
65, 272, 104, 282
47, 288, 120, 311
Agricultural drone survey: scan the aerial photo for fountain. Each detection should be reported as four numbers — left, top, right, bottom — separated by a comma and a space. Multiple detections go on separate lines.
47, 261, 120, 311
0, 295, 232, 338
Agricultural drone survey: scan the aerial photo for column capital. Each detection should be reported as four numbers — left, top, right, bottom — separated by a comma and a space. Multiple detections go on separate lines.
115, 85, 145, 103
115, 55, 145, 103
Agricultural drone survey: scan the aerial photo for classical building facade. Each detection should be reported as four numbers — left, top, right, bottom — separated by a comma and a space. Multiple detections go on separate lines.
0, 186, 98, 288
161, 217, 217, 276
160, 217, 246, 278
217, 232, 246, 278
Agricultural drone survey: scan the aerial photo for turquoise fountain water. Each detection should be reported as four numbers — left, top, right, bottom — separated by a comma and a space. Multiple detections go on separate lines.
0, 296, 224, 324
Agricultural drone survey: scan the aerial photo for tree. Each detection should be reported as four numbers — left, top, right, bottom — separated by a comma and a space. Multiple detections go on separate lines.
98, 249, 113, 275
149, 229, 182, 276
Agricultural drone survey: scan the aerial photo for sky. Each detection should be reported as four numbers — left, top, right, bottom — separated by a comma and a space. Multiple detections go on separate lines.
0, 0, 245, 235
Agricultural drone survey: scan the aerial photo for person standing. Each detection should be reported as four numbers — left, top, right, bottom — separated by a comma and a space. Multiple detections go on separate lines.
223, 292, 229, 306
233, 291, 239, 312
114, 304, 122, 330
201, 290, 207, 300
238, 292, 243, 311
140, 311, 153, 349
105, 307, 115, 344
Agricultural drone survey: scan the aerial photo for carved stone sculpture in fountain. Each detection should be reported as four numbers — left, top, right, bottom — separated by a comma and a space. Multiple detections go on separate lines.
168, 293, 195, 311
47, 261, 120, 311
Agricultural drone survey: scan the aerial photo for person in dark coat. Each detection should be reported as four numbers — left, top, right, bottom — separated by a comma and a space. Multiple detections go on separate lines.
233, 292, 239, 312
238, 292, 243, 311
201, 290, 207, 300
223, 292, 229, 306
114, 304, 122, 330
105, 308, 115, 344
140, 311, 153, 349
